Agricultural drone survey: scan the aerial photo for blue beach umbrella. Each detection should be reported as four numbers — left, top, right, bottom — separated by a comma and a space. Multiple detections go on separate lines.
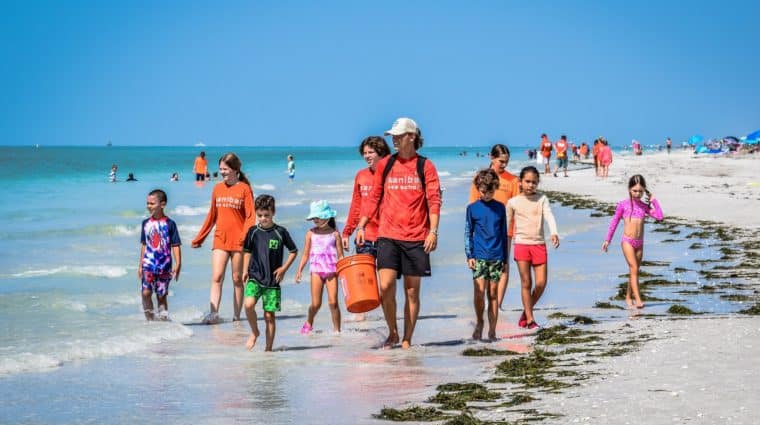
688, 134, 704, 145
745, 129, 760, 143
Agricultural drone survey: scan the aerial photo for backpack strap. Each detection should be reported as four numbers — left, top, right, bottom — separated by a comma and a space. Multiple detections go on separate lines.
381, 153, 428, 193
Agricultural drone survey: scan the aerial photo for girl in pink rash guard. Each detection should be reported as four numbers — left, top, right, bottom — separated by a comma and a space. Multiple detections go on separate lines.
602, 174, 663, 308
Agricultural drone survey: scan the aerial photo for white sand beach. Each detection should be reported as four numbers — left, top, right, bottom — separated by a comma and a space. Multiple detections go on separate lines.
540, 149, 760, 229
532, 150, 760, 424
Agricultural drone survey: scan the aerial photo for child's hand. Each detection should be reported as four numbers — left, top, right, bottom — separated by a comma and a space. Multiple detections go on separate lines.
137, 267, 143, 281
551, 234, 560, 249
191, 242, 201, 248
467, 259, 476, 270
601, 241, 609, 252
173, 266, 181, 282
242, 272, 248, 283
295, 270, 302, 283
273, 267, 285, 284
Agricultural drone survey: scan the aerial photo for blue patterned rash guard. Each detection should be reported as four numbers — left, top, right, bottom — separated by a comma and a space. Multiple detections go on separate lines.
140, 216, 181, 273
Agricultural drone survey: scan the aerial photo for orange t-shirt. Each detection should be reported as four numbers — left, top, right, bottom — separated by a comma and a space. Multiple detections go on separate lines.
192, 182, 255, 251
194, 156, 208, 175
540, 140, 553, 158
468, 169, 519, 236
343, 167, 381, 242
361, 154, 442, 242
592, 143, 602, 157
580, 144, 589, 156
555, 140, 567, 158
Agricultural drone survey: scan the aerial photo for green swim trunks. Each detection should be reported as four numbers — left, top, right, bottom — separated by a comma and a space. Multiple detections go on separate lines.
472, 259, 504, 282
244, 280, 281, 312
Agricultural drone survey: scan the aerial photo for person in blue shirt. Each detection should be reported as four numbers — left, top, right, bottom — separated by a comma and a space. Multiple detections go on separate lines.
465, 169, 507, 341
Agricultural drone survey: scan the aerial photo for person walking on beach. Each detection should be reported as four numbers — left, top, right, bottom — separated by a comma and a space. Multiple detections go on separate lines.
138, 189, 182, 321
356, 117, 442, 349
539, 134, 553, 175
666, 137, 672, 154
243, 194, 298, 351
342, 136, 391, 257
467, 144, 519, 312
466, 169, 508, 341
553, 135, 569, 177
602, 175, 663, 308
507, 166, 559, 330
192, 153, 255, 323
295, 200, 344, 334
598, 139, 613, 178
592, 139, 601, 176
194, 151, 208, 182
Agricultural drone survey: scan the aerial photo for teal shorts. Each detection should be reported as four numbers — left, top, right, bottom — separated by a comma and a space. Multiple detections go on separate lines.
245, 280, 281, 312
472, 259, 504, 282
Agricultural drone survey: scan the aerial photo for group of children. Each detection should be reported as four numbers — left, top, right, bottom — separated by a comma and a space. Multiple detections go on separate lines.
138, 148, 664, 351
465, 154, 663, 340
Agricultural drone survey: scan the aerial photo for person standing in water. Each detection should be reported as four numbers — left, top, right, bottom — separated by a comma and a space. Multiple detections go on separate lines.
287, 155, 295, 182
467, 144, 519, 312
602, 174, 663, 308
194, 151, 208, 182
192, 153, 255, 323
356, 117, 442, 349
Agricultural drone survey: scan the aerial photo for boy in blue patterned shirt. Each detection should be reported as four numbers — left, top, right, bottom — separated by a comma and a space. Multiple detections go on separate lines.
465, 169, 507, 341
138, 189, 182, 320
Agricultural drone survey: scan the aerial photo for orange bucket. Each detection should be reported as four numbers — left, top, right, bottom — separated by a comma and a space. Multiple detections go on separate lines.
337, 254, 380, 313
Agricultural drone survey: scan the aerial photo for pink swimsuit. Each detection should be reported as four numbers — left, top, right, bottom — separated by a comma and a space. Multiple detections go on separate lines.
309, 230, 338, 280
605, 198, 663, 249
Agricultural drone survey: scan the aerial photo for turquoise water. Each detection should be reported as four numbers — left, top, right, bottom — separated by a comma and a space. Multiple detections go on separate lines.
0, 145, 741, 424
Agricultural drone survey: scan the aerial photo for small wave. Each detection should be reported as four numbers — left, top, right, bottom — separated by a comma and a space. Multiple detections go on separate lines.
172, 205, 208, 216
276, 200, 304, 207
0, 324, 193, 377
438, 171, 452, 177
52, 300, 88, 312
108, 224, 140, 236
255, 183, 276, 191
10, 265, 128, 279
295, 190, 306, 195
178, 224, 201, 235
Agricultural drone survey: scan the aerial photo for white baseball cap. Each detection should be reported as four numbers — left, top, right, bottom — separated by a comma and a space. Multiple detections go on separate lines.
384, 117, 418, 136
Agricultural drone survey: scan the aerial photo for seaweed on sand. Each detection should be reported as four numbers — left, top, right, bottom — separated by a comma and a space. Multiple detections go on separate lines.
463, 348, 519, 357
374, 406, 449, 421
429, 383, 501, 410
667, 304, 699, 315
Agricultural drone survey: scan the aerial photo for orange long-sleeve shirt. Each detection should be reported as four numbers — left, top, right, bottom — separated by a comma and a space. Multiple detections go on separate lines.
468, 169, 519, 236
361, 154, 442, 242
192, 182, 255, 251
343, 167, 380, 242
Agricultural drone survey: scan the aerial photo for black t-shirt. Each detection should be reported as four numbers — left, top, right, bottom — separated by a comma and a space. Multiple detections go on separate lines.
243, 224, 298, 288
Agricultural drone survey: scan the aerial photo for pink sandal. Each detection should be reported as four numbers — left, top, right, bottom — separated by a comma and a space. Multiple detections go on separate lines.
300, 322, 312, 335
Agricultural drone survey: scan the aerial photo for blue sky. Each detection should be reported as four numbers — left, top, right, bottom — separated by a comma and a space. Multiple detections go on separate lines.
1, 1, 758, 147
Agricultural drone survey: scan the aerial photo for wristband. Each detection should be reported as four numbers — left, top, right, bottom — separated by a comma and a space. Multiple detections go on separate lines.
430, 229, 438, 236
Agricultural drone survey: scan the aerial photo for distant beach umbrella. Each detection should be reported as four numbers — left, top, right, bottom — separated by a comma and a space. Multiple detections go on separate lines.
745, 129, 760, 142
723, 136, 739, 142
687, 134, 704, 145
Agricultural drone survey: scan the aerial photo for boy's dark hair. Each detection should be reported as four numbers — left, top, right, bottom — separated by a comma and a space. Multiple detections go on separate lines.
473, 168, 499, 193
359, 136, 391, 158
149, 189, 167, 203
561, 135, 567, 140
255, 194, 276, 213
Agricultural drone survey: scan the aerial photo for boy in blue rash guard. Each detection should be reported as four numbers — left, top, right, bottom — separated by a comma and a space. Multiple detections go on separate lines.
242, 194, 298, 352
465, 169, 507, 341
139, 189, 182, 321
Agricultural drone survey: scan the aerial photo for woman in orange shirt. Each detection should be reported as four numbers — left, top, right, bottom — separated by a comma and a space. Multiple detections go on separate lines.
468, 144, 519, 313
192, 153, 255, 323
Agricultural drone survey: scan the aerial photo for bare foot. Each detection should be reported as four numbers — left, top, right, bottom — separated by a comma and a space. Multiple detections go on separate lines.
383, 333, 400, 349
246, 331, 259, 351
401, 340, 411, 349
472, 323, 484, 341
487, 330, 497, 341
625, 298, 635, 308
635, 301, 645, 309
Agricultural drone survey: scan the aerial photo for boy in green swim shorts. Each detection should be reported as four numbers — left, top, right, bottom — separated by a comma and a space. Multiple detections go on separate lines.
243, 195, 298, 351
465, 169, 508, 341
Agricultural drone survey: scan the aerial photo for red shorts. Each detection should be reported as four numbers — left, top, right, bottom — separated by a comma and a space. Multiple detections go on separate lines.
513, 243, 547, 265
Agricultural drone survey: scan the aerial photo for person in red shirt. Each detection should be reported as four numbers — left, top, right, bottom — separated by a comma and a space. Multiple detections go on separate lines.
552, 135, 569, 177
538, 134, 552, 175
356, 117, 442, 349
192, 153, 255, 323
342, 136, 391, 256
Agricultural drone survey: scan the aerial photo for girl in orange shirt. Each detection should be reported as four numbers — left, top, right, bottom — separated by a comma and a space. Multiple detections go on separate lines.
468, 144, 519, 312
192, 153, 255, 323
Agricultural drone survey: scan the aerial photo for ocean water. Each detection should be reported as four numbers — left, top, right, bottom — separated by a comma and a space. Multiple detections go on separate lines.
0, 145, 743, 424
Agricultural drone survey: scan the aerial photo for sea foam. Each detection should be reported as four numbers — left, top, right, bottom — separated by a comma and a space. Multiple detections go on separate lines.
10, 265, 128, 279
